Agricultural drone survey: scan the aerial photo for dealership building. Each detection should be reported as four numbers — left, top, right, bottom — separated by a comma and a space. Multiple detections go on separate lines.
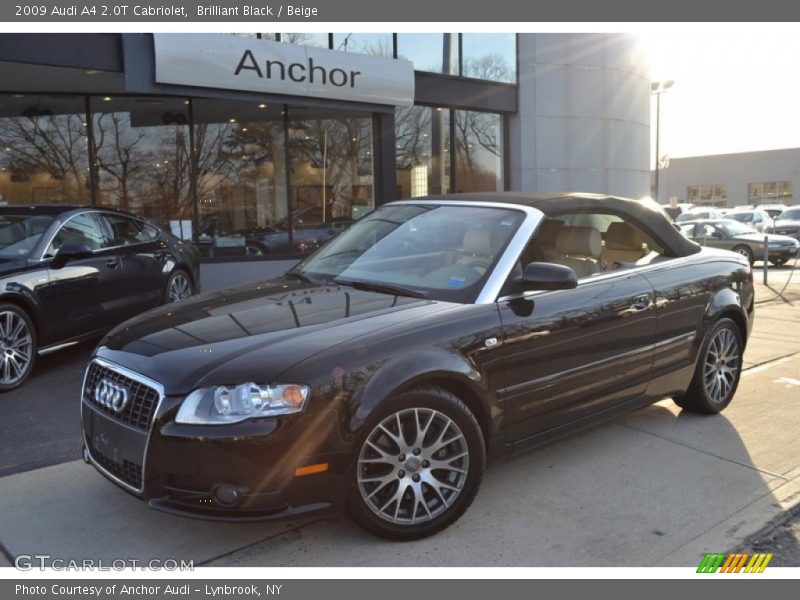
654, 148, 800, 208
0, 33, 650, 285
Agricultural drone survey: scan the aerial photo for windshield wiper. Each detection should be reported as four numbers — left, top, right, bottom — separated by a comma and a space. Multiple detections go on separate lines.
283, 270, 316, 284
333, 278, 429, 299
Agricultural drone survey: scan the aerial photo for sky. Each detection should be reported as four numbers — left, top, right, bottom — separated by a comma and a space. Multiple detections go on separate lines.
638, 30, 800, 164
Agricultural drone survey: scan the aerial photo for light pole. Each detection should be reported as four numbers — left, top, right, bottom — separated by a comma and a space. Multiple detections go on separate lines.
651, 80, 674, 203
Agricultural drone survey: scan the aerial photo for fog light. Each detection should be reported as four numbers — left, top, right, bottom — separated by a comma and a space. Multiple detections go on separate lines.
211, 483, 245, 507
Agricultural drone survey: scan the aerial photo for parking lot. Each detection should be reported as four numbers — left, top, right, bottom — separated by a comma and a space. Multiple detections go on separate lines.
1, 264, 799, 568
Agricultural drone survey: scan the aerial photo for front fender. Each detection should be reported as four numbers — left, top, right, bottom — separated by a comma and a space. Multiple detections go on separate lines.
348, 348, 491, 435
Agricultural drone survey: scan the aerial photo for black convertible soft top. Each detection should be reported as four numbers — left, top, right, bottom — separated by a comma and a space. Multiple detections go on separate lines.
424, 191, 702, 258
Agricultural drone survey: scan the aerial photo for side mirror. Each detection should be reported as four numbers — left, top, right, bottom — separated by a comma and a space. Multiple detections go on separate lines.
51, 243, 93, 269
521, 262, 578, 291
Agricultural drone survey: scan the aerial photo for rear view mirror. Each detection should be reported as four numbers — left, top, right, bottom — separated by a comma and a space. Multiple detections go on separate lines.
51, 243, 93, 269
521, 262, 578, 291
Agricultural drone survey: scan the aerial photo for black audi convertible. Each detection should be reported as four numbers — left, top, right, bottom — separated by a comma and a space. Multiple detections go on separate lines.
81, 192, 754, 540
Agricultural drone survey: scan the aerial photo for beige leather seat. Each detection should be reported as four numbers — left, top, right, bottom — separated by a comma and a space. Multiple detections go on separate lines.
533, 219, 564, 262
552, 226, 602, 278
457, 226, 494, 269
601, 222, 646, 268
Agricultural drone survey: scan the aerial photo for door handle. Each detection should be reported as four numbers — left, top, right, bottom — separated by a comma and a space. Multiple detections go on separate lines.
630, 294, 653, 311
106, 257, 120, 269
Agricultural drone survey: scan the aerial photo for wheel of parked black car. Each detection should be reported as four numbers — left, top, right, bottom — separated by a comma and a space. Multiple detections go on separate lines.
0, 303, 37, 392
164, 269, 194, 303
674, 318, 743, 414
732, 245, 754, 265
347, 385, 486, 540
770, 258, 788, 267
245, 242, 267, 257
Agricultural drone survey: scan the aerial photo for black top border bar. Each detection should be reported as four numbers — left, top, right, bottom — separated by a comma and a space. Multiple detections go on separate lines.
2, 0, 800, 22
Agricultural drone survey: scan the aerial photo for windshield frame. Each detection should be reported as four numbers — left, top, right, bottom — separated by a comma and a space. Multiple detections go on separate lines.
293, 200, 544, 305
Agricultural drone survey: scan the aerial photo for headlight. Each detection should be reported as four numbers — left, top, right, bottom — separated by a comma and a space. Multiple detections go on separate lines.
175, 383, 309, 425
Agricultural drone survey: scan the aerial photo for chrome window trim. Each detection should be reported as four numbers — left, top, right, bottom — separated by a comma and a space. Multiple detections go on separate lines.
35, 210, 112, 262
384, 199, 545, 305
36, 210, 161, 262
80, 357, 165, 495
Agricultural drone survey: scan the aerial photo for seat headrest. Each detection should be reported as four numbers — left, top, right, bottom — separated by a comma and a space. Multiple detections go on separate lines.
536, 219, 564, 246
462, 226, 492, 256
555, 226, 601, 258
605, 222, 643, 251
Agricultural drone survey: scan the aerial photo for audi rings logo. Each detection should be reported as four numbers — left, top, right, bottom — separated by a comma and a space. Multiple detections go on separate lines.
94, 379, 130, 412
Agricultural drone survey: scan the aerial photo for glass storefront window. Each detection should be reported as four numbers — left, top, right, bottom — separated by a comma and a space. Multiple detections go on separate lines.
0, 95, 90, 205
454, 110, 503, 192
396, 34, 458, 75
287, 108, 374, 256
281, 33, 330, 48
461, 33, 516, 83
192, 99, 288, 258
332, 33, 394, 57
91, 96, 193, 236
395, 106, 451, 198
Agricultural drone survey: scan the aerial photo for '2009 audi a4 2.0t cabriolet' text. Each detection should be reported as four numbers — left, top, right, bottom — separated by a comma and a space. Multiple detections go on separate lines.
81, 192, 754, 540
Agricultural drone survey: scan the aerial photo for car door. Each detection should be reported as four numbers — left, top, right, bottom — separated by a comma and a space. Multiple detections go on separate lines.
498, 270, 657, 443
98, 212, 166, 317
41, 212, 125, 340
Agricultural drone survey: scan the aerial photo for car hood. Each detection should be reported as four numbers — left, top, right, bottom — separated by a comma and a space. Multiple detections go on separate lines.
772, 219, 800, 229
0, 257, 31, 276
96, 277, 452, 394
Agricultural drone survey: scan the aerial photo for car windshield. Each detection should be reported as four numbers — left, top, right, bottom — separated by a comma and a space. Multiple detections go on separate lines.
776, 208, 800, 221
0, 214, 54, 258
294, 204, 525, 303
718, 220, 756, 236
729, 212, 753, 223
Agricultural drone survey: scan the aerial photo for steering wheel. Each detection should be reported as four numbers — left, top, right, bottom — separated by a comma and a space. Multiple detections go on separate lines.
463, 257, 492, 270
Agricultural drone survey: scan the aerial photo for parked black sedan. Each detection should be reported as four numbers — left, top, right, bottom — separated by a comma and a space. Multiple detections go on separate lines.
81, 193, 753, 540
0, 205, 199, 390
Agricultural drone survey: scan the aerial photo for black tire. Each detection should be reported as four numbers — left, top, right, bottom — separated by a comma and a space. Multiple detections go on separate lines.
346, 384, 486, 540
245, 242, 267, 257
0, 303, 37, 392
770, 258, 788, 267
163, 269, 194, 303
674, 318, 743, 414
733, 245, 754, 265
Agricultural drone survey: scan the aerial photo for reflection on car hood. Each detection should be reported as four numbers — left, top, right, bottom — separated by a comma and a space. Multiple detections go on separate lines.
97, 277, 449, 394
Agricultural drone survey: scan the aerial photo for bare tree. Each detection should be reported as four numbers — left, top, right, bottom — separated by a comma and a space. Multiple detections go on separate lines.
0, 113, 90, 203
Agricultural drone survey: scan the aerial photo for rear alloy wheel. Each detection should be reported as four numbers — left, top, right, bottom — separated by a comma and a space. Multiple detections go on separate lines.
0, 304, 36, 392
165, 270, 194, 303
674, 318, 742, 414
348, 385, 485, 540
733, 245, 754, 265
770, 258, 788, 267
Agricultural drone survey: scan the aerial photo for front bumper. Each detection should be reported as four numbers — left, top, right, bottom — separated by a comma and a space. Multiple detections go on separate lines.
81, 361, 351, 522
766, 247, 799, 260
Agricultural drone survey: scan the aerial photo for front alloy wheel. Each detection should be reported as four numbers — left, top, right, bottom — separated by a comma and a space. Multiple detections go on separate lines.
0, 304, 36, 391
348, 385, 485, 540
166, 270, 194, 303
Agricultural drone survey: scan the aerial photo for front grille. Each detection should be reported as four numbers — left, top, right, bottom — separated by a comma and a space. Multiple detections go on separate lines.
84, 362, 160, 430
89, 439, 143, 489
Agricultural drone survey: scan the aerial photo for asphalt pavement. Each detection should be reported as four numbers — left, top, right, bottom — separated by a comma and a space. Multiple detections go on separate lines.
0, 264, 798, 567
